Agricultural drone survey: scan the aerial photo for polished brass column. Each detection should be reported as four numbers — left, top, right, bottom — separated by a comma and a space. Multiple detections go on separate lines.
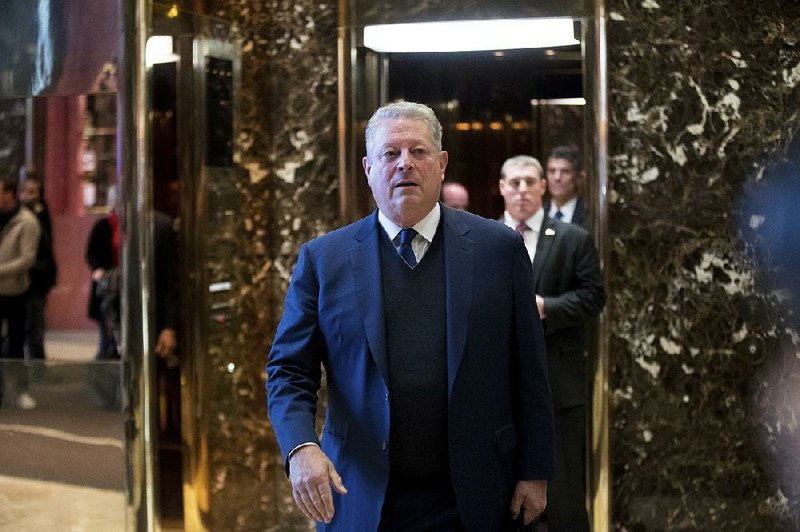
119, 0, 159, 530
588, 1, 611, 531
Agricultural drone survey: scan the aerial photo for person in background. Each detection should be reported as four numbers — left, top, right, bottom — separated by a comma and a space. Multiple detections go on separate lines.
498, 155, 604, 532
545, 145, 587, 227
86, 205, 121, 361
153, 209, 180, 435
267, 101, 555, 531
19, 170, 57, 363
441, 181, 470, 211
0, 174, 41, 410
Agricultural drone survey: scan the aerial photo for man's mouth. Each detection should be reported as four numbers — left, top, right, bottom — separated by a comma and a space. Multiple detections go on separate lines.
395, 181, 418, 188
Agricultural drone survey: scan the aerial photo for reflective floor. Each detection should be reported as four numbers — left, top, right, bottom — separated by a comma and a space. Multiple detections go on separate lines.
0, 331, 126, 532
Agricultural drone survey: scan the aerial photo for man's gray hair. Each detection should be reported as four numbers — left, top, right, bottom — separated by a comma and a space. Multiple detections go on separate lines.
365, 101, 443, 161
500, 155, 543, 180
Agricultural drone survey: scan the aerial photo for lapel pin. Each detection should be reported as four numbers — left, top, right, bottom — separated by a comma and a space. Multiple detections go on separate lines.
545, 228, 556, 236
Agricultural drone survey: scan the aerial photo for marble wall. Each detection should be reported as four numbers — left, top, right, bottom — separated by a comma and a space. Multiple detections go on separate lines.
606, 0, 800, 529
200, 1, 339, 530
193, 0, 800, 530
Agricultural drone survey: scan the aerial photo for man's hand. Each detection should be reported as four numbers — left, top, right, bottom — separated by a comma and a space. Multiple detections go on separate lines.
289, 445, 348, 523
510, 480, 547, 525
535, 295, 546, 318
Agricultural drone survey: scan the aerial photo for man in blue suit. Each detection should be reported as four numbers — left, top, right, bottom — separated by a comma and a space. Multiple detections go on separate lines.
267, 101, 555, 531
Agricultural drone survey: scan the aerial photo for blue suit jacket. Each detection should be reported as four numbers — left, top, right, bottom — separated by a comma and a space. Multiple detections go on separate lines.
267, 206, 555, 531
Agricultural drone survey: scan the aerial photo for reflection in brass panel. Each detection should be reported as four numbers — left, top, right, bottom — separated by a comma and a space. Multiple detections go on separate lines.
120, 0, 156, 530
586, 2, 610, 531
0, 0, 118, 99
0, 361, 126, 530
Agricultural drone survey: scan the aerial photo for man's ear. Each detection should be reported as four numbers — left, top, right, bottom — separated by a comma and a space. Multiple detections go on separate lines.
362, 156, 370, 178
438, 150, 449, 176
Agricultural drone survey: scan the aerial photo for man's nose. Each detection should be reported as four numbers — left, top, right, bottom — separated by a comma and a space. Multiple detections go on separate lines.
396, 151, 414, 171
518, 181, 529, 192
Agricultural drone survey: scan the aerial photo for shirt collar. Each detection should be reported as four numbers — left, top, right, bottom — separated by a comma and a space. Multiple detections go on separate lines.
378, 203, 441, 243
548, 195, 578, 220
504, 208, 544, 233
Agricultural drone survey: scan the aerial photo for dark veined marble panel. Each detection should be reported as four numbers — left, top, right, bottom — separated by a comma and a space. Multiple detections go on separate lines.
606, 0, 800, 529
201, 1, 339, 530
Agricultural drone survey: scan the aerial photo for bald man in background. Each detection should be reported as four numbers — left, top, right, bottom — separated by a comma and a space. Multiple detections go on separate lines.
441, 181, 469, 211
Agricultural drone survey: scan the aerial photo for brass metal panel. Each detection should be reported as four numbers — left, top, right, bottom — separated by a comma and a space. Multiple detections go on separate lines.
585, 2, 610, 532
119, 0, 158, 530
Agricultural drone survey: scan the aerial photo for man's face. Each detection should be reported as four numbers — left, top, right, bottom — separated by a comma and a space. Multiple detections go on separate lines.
20, 181, 41, 208
546, 157, 578, 203
362, 118, 448, 227
499, 166, 546, 222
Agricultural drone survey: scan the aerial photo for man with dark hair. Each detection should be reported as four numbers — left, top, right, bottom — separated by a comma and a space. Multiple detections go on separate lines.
19, 170, 57, 363
267, 101, 555, 531
498, 154, 604, 532
545, 145, 587, 227
0, 174, 41, 409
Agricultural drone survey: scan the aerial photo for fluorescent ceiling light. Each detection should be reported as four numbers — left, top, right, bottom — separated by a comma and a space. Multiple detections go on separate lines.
363, 18, 578, 53
531, 98, 586, 106
146, 36, 179, 66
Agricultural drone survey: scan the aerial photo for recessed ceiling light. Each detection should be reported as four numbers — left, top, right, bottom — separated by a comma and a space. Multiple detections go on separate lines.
363, 18, 578, 53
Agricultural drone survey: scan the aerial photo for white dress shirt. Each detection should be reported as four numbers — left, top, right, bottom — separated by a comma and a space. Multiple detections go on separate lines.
548, 196, 577, 223
378, 203, 440, 265
504, 208, 544, 262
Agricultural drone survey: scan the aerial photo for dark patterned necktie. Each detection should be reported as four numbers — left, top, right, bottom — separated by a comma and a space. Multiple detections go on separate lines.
555, 210, 564, 220
398, 228, 418, 267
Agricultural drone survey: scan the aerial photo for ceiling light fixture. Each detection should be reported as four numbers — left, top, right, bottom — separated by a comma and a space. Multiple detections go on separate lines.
363, 18, 578, 53
531, 98, 586, 106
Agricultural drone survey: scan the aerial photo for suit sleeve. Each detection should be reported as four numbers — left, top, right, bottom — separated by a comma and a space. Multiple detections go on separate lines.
512, 237, 556, 480
266, 243, 325, 473
542, 230, 605, 333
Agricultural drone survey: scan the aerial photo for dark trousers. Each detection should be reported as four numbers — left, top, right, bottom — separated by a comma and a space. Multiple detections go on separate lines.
0, 294, 29, 396
25, 292, 47, 359
379, 473, 464, 532
541, 405, 589, 532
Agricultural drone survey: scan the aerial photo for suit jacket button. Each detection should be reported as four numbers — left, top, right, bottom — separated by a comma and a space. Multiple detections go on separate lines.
381, 441, 388, 451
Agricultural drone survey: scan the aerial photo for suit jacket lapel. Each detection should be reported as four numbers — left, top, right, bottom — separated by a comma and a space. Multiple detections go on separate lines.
350, 212, 389, 386
442, 209, 474, 398
532, 216, 556, 290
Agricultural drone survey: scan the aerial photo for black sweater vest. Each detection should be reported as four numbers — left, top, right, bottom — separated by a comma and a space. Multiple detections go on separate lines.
380, 224, 449, 479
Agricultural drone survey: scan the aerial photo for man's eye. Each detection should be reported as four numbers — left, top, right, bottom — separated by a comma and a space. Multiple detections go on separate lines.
382, 151, 397, 159
412, 148, 427, 156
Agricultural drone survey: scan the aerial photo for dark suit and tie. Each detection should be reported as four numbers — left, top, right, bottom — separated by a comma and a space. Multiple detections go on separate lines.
499, 155, 604, 532
545, 195, 587, 227
267, 103, 555, 531
546, 146, 588, 228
